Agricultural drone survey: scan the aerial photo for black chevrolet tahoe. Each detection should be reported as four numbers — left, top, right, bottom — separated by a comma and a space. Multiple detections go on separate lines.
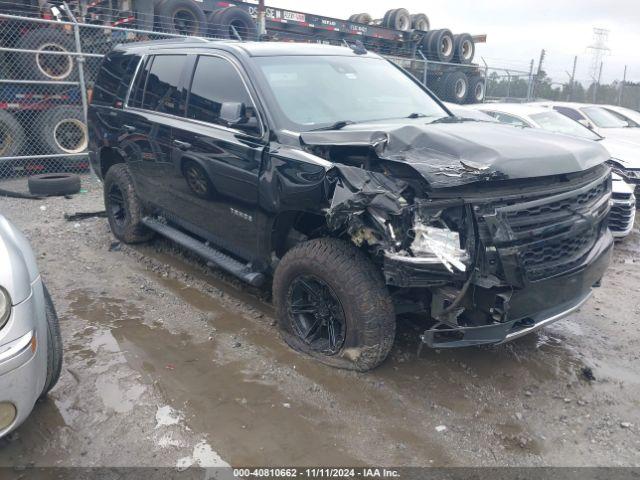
88, 40, 613, 371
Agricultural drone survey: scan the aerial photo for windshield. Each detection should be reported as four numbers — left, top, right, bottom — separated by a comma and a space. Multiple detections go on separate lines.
530, 111, 601, 140
582, 106, 629, 128
253, 55, 447, 131
605, 107, 640, 127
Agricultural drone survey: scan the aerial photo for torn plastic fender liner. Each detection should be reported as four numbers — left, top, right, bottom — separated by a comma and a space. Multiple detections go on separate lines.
325, 164, 409, 231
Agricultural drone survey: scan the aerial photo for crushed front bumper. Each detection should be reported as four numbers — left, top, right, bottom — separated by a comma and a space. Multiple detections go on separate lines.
421, 229, 613, 348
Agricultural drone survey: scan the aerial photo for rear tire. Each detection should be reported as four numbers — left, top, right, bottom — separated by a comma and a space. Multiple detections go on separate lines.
104, 163, 154, 244
40, 283, 62, 399
273, 238, 396, 371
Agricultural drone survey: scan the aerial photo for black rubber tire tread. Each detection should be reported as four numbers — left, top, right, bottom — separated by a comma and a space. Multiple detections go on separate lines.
438, 71, 469, 104
386, 8, 411, 31
354, 13, 372, 24
28, 173, 80, 196
427, 28, 454, 62
0, 110, 25, 157
16, 28, 77, 81
38, 106, 87, 156
273, 238, 396, 371
453, 33, 475, 64
466, 75, 485, 104
210, 6, 256, 40
40, 282, 63, 398
103, 163, 154, 244
410, 13, 430, 31
154, 0, 207, 36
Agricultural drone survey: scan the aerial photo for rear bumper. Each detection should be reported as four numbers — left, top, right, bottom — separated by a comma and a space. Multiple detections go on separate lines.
422, 229, 613, 348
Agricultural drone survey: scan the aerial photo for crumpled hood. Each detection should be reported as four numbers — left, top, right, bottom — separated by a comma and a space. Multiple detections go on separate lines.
601, 138, 640, 169
300, 121, 610, 188
0, 215, 39, 305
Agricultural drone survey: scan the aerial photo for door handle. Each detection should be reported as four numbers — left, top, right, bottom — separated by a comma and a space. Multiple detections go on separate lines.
173, 139, 192, 150
122, 124, 136, 133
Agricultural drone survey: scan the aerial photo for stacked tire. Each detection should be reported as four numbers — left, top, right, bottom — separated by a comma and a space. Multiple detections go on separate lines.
430, 72, 485, 104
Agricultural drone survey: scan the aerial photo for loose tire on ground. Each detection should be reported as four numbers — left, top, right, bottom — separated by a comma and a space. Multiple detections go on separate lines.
40, 283, 63, 398
410, 13, 430, 31
16, 28, 76, 81
0, 111, 25, 158
273, 238, 396, 371
453, 33, 475, 64
38, 106, 88, 157
28, 173, 80, 196
154, 0, 207, 36
103, 163, 155, 244
466, 75, 486, 103
209, 6, 256, 40
383, 8, 411, 31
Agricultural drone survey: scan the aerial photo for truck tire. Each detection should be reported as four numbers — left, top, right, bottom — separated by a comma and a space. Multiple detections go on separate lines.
28, 173, 81, 196
426, 28, 454, 62
440, 71, 469, 104
453, 33, 475, 64
383, 8, 411, 31
40, 283, 63, 399
349, 13, 372, 24
104, 163, 155, 244
466, 75, 486, 103
410, 13, 430, 31
38, 106, 88, 156
273, 238, 396, 371
154, 0, 207, 36
209, 6, 256, 40
16, 28, 76, 81
0, 111, 25, 158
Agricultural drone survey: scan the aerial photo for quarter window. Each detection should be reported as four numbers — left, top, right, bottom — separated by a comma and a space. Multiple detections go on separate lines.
128, 55, 152, 108
141, 55, 187, 115
186, 55, 257, 131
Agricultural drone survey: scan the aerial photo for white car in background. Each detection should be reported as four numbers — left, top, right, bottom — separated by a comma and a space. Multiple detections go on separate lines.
599, 104, 640, 128
536, 101, 640, 145
477, 103, 636, 238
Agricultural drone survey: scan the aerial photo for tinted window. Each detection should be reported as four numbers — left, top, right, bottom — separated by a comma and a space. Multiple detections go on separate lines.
141, 55, 187, 115
93, 52, 139, 106
553, 106, 584, 121
129, 56, 153, 108
492, 112, 530, 127
186, 56, 255, 128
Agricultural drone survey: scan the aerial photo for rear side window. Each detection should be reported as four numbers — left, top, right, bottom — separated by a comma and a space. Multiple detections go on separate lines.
128, 55, 153, 108
142, 55, 187, 115
186, 55, 255, 127
93, 52, 140, 106
554, 106, 584, 121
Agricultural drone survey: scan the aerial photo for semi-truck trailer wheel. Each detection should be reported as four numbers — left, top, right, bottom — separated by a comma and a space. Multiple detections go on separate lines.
0, 111, 25, 158
208, 6, 256, 40
426, 29, 454, 62
410, 13, 430, 31
382, 8, 411, 31
466, 75, 486, 104
453, 33, 475, 64
16, 28, 76, 81
154, 0, 207, 37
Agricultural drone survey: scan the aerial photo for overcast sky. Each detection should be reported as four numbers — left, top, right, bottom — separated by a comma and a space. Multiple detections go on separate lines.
260, 0, 640, 85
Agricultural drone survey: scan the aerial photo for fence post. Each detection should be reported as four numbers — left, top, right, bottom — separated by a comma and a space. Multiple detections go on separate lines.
417, 50, 428, 87
63, 3, 89, 125
481, 57, 488, 103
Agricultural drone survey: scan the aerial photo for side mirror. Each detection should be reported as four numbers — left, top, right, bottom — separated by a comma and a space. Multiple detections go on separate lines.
219, 102, 245, 126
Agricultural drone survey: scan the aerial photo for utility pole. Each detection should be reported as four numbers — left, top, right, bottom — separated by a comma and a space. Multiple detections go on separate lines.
618, 65, 627, 106
593, 61, 603, 103
567, 55, 577, 101
257, 0, 266, 39
532, 49, 546, 99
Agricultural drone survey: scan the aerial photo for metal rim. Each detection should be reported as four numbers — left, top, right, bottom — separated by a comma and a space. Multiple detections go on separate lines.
53, 118, 88, 154
172, 9, 198, 36
455, 78, 467, 99
462, 39, 473, 60
287, 274, 346, 356
441, 36, 453, 57
184, 163, 209, 196
398, 14, 410, 31
107, 183, 127, 228
36, 43, 73, 80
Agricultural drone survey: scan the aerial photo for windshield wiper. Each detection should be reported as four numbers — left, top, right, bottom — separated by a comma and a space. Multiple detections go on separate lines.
308, 120, 356, 131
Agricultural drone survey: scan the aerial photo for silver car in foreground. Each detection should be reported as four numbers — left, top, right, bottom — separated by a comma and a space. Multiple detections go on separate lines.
0, 214, 62, 439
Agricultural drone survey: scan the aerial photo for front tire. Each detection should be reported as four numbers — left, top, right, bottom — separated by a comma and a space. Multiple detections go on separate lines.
273, 238, 396, 371
104, 163, 154, 244
40, 283, 62, 398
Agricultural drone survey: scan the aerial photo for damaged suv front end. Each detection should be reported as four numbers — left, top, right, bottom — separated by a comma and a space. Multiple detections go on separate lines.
297, 120, 613, 349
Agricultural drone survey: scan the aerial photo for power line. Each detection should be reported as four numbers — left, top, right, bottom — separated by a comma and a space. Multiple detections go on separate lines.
586, 27, 610, 84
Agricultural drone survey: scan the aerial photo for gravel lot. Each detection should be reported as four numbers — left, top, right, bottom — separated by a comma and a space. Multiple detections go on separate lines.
0, 175, 639, 468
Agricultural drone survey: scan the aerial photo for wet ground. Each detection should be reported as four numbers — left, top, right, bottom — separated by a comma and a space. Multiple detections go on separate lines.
0, 175, 639, 468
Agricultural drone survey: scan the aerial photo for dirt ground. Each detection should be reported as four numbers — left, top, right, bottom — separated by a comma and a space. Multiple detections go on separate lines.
0, 175, 639, 469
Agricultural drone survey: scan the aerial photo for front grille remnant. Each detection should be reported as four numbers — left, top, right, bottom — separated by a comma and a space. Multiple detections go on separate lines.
476, 173, 611, 283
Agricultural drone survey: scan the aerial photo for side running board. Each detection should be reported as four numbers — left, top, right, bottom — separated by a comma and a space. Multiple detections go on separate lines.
141, 217, 265, 287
